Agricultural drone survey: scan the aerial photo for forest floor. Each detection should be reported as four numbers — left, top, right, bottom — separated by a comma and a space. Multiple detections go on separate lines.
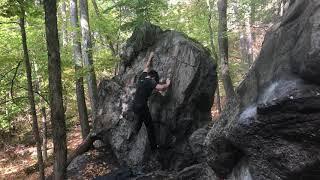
0, 124, 84, 180
0, 122, 121, 180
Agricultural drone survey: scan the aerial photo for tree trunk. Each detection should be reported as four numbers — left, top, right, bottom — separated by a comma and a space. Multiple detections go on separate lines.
207, 0, 221, 113
91, 0, 100, 17
43, 0, 67, 179
61, 0, 68, 46
70, 0, 90, 139
244, 14, 254, 66
217, 0, 236, 100
5, 92, 8, 116
32, 57, 48, 162
279, 0, 290, 17
80, 0, 99, 122
41, 106, 48, 161
250, 0, 256, 42
234, 0, 254, 68
19, 13, 45, 180
33, 61, 48, 163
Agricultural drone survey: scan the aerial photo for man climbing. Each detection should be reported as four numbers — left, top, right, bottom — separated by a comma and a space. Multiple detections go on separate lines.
132, 52, 171, 150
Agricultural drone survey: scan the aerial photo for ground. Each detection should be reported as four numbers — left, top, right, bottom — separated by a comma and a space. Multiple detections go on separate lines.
0, 123, 122, 180
0, 124, 83, 180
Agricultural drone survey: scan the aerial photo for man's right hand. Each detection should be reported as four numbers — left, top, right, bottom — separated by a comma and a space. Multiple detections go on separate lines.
155, 78, 171, 92
166, 79, 171, 86
149, 52, 154, 60
144, 52, 154, 72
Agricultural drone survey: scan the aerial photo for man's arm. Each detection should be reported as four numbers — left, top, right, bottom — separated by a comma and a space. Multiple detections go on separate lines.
155, 79, 171, 91
143, 52, 154, 73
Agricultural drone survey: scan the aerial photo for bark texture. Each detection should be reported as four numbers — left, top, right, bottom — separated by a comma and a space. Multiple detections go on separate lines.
44, 0, 67, 178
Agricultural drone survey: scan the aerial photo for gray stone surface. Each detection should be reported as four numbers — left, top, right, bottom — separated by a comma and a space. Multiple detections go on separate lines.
205, 1, 320, 179
94, 22, 217, 169
188, 128, 208, 162
132, 163, 218, 180
176, 163, 218, 180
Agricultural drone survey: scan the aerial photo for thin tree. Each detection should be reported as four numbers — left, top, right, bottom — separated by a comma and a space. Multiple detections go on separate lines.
32, 53, 49, 162
70, 0, 90, 138
41, 105, 48, 161
217, 0, 236, 100
279, 0, 289, 16
43, 0, 67, 178
19, 5, 45, 180
61, 0, 68, 46
91, 0, 100, 16
207, 0, 222, 113
80, 0, 99, 122
234, 0, 254, 67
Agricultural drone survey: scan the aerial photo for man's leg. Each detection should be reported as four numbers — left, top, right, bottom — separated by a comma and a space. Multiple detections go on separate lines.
142, 106, 157, 149
132, 105, 144, 140
133, 112, 143, 133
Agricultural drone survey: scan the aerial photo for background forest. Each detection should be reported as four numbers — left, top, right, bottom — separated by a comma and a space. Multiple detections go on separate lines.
0, 0, 288, 178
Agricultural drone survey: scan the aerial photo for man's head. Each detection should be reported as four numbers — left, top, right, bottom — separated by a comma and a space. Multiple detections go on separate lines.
148, 70, 159, 83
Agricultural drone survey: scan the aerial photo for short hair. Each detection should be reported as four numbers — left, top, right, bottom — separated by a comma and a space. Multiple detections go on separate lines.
148, 70, 159, 83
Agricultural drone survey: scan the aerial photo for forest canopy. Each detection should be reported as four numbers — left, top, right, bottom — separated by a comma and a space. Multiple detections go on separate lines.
0, 0, 283, 132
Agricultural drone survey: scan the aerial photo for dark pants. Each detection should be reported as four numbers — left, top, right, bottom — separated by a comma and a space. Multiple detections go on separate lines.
133, 104, 156, 149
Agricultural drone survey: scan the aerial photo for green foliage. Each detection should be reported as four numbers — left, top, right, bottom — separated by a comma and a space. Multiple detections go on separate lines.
0, 0, 46, 132
0, 0, 281, 133
103, 0, 168, 31
158, 0, 216, 47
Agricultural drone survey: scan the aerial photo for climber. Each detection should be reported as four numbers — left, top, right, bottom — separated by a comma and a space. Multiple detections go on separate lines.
132, 52, 171, 150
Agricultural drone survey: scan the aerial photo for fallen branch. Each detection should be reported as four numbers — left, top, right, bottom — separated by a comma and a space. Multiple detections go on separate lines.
66, 132, 99, 166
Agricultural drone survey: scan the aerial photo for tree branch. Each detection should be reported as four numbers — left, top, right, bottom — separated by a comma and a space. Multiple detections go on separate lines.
17, 85, 50, 105
10, 61, 23, 104
0, 96, 28, 105
66, 133, 98, 166
0, 21, 19, 25
0, 65, 20, 80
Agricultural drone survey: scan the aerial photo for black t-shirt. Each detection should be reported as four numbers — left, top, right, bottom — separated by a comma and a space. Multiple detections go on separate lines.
133, 72, 157, 108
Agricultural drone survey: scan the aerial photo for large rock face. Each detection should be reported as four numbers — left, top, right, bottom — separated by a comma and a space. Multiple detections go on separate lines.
94, 22, 217, 169
205, 1, 320, 180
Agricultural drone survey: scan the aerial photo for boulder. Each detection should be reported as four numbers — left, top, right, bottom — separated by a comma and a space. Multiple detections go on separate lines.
176, 163, 219, 180
205, 1, 320, 179
225, 159, 252, 180
133, 163, 218, 180
94, 22, 217, 169
188, 128, 209, 163
133, 171, 176, 180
